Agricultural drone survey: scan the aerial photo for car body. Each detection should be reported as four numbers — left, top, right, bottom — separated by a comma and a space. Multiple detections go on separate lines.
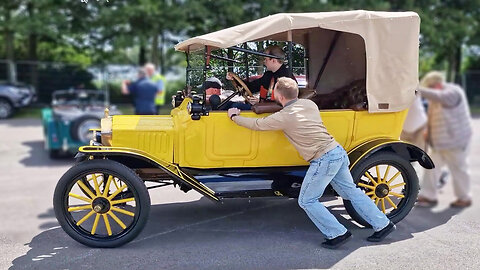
53, 11, 434, 248
42, 89, 120, 158
0, 82, 36, 119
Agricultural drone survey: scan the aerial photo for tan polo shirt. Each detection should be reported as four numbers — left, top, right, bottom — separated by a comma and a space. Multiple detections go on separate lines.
233, 99, 339, 162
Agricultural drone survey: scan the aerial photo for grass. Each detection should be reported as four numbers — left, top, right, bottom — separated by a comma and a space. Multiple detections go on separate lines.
470, 104, 480, 116
12, 106, 45, 118
116, 104, 135, 115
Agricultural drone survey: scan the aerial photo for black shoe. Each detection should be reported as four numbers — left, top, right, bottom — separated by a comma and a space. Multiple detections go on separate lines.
367, 221, 396, 242
321, 231, 352, 249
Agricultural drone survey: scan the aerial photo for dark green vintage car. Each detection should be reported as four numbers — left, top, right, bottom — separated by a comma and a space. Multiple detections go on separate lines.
42, 89, 120, 158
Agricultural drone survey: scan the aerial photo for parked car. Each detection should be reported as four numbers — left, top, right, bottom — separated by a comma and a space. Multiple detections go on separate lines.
53, 11, 434, 248
0, 81, 36, 119
42, 89, 120, 158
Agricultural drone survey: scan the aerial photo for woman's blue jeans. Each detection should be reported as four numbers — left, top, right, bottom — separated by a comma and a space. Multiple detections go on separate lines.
298, 146, 390, 239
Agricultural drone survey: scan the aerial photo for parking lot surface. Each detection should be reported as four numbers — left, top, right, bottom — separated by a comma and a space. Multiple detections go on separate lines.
1, 118, 480, 270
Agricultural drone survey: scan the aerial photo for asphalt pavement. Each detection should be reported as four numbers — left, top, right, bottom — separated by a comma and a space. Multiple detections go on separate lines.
1, 118, 480, 270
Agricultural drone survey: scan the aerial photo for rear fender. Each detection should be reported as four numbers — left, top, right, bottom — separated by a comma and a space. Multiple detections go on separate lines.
348, 138, 435, 170
77, 146, 219, 201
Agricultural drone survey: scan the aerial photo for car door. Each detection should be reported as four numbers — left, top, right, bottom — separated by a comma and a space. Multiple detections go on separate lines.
178, 110, 354, 169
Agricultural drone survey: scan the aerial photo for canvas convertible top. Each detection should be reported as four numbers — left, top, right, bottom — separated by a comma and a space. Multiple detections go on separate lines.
175, 11, 420, 113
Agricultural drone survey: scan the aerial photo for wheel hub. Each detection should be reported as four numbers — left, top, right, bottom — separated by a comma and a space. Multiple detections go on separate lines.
375, 183, 390, 198
92, 197, 111, 214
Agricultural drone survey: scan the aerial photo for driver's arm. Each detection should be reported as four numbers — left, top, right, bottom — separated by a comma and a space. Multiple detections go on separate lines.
245, 77, 262, 94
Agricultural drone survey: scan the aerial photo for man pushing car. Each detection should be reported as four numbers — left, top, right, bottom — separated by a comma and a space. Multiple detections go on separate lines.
227, 77, 396, 249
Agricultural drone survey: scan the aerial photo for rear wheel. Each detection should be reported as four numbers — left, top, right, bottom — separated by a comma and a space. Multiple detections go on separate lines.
53, 159, 150, 247
343, 152, 419, 226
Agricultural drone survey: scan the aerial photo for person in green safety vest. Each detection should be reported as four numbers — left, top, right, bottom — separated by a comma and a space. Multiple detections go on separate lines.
145, 63, 166, 114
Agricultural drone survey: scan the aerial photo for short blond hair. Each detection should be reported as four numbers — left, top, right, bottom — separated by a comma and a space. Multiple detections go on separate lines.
420, 71, 445, 88
275, 77, 298, 99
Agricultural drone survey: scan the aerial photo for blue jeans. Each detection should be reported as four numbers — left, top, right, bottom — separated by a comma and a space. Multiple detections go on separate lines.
298, 145, 390, 239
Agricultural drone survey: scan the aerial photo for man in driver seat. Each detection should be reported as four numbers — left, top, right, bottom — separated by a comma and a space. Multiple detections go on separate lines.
225, 45, 297, 109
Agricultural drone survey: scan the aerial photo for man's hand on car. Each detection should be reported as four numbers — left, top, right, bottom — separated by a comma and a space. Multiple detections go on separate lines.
228, 108, 241, 120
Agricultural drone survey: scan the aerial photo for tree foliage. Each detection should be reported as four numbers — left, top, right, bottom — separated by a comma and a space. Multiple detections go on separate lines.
0, 0, 479, 79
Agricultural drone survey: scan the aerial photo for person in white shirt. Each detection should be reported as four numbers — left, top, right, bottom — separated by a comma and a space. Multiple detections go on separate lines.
401, 93, 427, 150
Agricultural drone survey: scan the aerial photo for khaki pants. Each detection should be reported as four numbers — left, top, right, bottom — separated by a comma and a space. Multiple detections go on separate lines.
419, 146, 471, 201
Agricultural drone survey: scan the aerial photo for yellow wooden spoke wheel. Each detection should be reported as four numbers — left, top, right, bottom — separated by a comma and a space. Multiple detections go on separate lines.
344, 152, 419, 227
54, 159, 150, 248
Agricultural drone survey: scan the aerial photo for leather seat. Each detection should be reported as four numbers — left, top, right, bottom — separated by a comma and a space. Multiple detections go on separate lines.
252, 79, 368, 114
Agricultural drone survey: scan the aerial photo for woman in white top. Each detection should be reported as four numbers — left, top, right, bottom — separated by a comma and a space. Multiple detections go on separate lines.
401, 93, 428, 150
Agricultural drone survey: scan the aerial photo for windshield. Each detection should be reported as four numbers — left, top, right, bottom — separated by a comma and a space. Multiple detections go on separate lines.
186, 41, 306, 94
52, 90, 106, 106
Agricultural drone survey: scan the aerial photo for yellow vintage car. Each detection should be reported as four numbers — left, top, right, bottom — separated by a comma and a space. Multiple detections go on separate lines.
53, 11, 434, 247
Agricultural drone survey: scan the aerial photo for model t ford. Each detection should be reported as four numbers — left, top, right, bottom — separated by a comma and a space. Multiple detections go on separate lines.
53, 11, 434, 247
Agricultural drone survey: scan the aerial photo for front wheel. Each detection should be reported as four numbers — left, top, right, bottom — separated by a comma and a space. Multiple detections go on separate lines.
53, 159, 150, 247
0, 99, 13, 119
343, 152, 419, 227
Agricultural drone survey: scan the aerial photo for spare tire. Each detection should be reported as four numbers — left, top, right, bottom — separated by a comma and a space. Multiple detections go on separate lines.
70, 115, 101, 143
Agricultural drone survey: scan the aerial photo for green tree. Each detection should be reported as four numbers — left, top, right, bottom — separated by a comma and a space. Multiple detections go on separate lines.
413, 0, 480, 81
0, 1, 21, 62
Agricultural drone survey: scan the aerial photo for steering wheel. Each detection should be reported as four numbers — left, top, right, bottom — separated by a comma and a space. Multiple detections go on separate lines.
229, 72, 253, 99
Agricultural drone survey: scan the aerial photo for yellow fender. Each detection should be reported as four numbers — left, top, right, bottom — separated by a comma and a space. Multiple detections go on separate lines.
347, 138, 435, 171
76, 146, 219, 201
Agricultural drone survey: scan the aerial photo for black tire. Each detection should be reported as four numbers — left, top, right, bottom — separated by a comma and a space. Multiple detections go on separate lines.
53, 159, 150, 248
70, 115, 100, 143
343, 152, 419, 227
0, 98, 13, 119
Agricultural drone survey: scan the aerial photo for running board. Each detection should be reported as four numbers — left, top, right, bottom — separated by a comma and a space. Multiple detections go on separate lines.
216, 189, 278, 199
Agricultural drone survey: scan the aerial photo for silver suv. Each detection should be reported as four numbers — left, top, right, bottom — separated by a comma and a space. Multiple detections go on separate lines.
0, 82, 36, 119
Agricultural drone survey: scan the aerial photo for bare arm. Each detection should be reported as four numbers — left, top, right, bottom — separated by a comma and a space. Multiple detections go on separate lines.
228, 108, 285, 131
121, 80, 130, 95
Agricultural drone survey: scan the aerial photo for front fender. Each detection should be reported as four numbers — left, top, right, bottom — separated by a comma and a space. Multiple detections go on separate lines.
347, 138, 434, 170
77, 146, 219, 201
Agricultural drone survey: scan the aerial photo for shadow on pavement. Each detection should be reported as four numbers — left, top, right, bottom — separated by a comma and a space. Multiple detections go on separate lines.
37, 208, 60, 230
10, 198, 462, 270
393, 205, 463, 241
20, 140, 74, 167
